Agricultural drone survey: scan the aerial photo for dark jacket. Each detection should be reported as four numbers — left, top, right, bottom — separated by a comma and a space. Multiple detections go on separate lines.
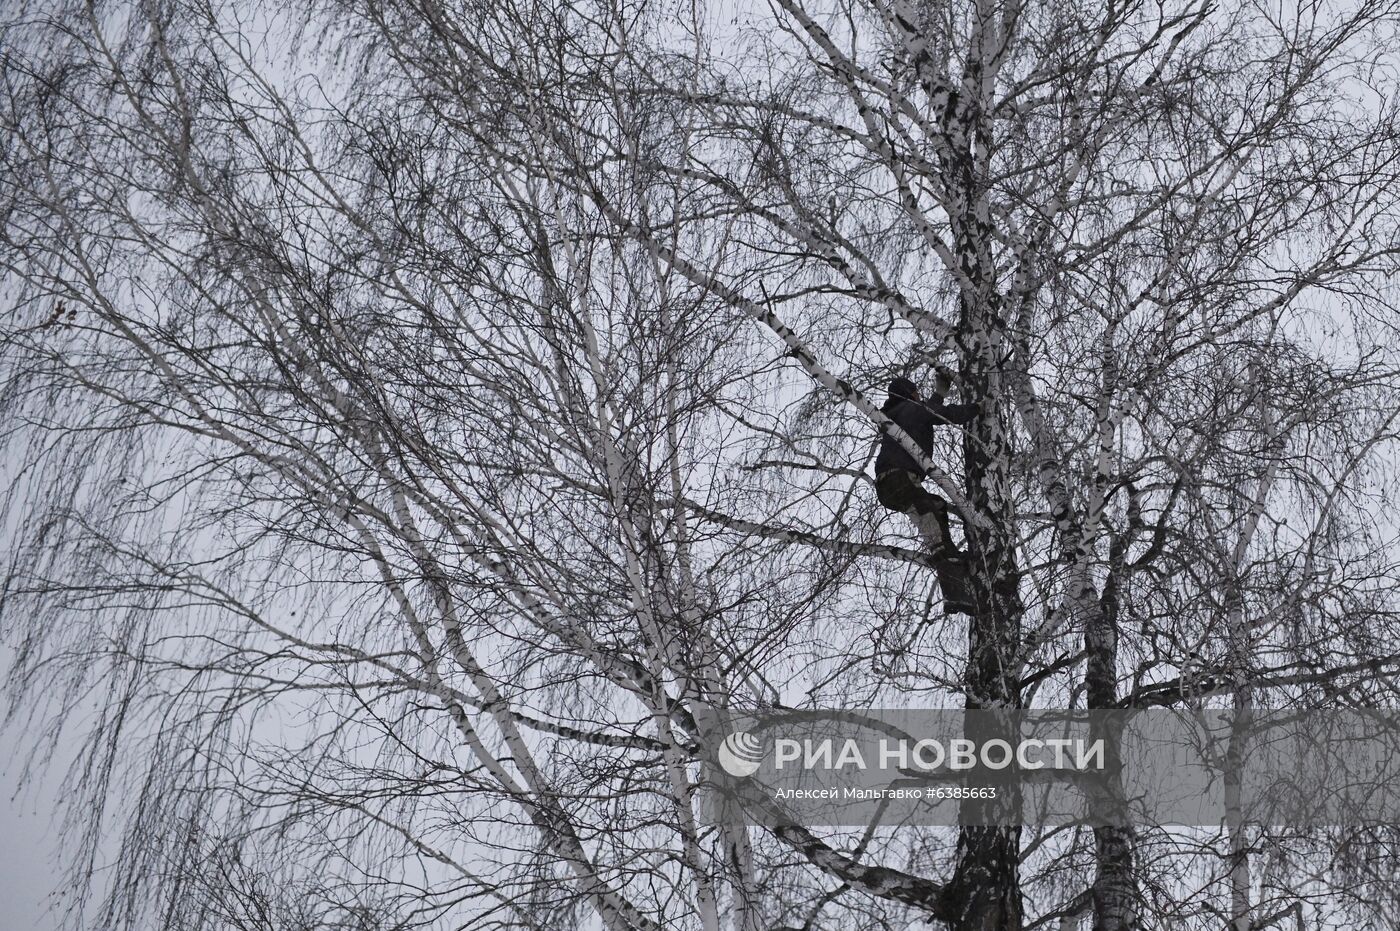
875, 384, 977, 478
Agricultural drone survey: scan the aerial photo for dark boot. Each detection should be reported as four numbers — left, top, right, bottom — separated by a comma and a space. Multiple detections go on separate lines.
935, 555, 975, 615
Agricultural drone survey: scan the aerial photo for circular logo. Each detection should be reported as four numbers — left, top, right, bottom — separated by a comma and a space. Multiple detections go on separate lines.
718, 731, 765, 778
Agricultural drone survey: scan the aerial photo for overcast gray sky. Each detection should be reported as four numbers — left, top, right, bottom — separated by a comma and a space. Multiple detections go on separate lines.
0, 734, 63, 930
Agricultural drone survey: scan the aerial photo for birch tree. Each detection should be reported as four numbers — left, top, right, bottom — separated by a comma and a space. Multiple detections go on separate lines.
4, 0, 1400, 930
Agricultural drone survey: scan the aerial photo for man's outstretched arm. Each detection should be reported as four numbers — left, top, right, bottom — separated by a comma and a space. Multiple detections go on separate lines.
933, 399, 979, 425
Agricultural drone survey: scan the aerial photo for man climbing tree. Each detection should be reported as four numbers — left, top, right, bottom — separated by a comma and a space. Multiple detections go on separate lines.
875, 371, 978, 614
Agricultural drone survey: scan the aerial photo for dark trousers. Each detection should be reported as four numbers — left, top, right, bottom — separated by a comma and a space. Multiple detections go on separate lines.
876, 469, 955, 546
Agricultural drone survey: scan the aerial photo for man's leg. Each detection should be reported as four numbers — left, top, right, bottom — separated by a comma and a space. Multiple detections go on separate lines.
877, 472, 973, 613
913, 488, 958, 553
917, 492, 974, 612
875, 469, 918, 512
878, 471, 959, 551
933, 555, 975, 614
903, 483, 962, 559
